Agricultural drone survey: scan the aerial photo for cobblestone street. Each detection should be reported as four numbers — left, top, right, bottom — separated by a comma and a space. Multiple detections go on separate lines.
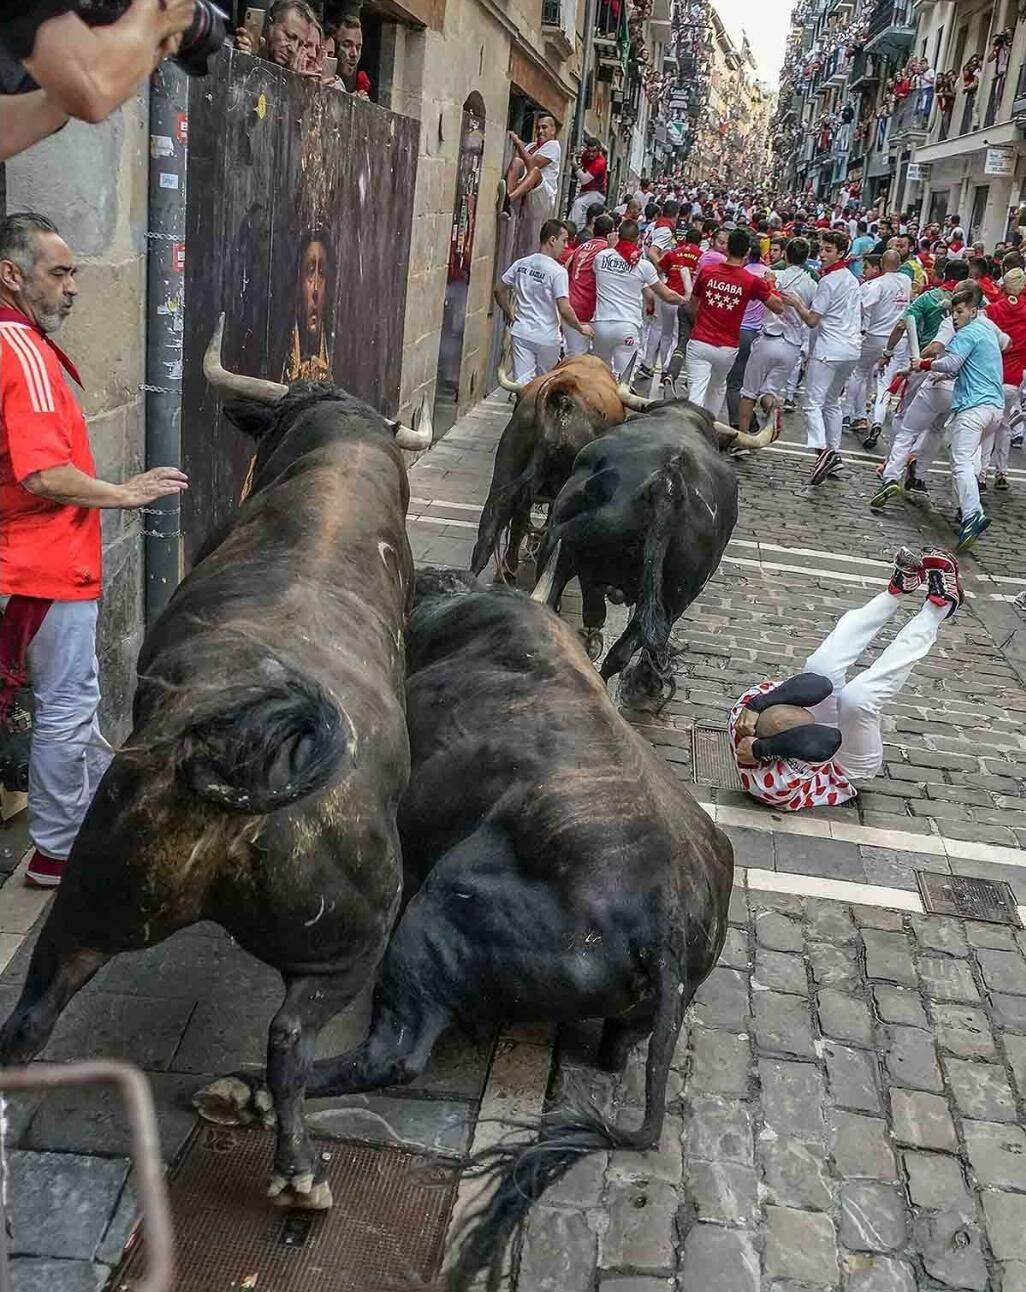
3, 401, 1026, 1290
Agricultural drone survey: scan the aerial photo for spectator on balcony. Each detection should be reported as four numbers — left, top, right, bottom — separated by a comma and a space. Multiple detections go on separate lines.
327, 10, 372, 97
507, 114, 562, 221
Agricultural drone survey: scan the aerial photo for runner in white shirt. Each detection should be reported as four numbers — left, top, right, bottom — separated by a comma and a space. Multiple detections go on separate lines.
781, 229, 863, 485
506, 114, 562, 220
737, 236, 816, 434
592, 219, 685, 379
845, 249, 912, 441
494, 220, 593, 383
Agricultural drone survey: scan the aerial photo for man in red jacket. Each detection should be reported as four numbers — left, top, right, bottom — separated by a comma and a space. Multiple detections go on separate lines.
0, 213, 187, 886
569, 139, 609, 228
980, 267, 1026, 487
563, 212, 615, 357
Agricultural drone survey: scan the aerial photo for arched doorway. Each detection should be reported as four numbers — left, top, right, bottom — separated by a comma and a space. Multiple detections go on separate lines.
432, 93, 486, 439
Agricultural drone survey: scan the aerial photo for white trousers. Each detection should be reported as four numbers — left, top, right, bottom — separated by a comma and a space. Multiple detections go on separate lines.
845, 335, 889, 421
570, 191, 605, 228
563, 327, 591, 359
979, 385, 1017, 477
740, 333, 801, 403
805, 590, 947, 781
645, 301, 679, 369
882, 380, 952, 481
872, 350, 905, 426
950, 403, 1003, 519
685, 338, 738, 417
511, 335, 561, 384
592, 319, 642, 379
803, 356, 858, 451
25, 599, 114, 859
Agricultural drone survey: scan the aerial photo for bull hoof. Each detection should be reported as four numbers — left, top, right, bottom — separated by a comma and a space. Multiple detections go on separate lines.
579, 628, 604, 661
193, 1074, 276, 1129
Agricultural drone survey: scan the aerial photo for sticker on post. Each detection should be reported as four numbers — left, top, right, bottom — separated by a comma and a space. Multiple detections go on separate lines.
150, 135, 174, 158
159, 173, 180, 190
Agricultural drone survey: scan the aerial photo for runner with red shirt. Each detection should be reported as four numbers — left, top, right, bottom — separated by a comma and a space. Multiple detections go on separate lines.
563, 212, 615, 357
980, 267, 1026, 489
683, 227, 785, 416
731, 548, 963, 812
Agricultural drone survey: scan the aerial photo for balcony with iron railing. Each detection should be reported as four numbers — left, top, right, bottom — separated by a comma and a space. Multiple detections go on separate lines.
889, 85, 932, 142
1014, 59, 1026, 120
864, 0, 915, 59
594, 0, 630, 69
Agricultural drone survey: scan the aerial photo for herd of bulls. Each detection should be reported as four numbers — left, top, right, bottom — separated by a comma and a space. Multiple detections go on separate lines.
0, 323, 781, 1289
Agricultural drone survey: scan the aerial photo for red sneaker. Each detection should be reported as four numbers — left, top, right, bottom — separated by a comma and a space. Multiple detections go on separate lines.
25, 850, 65, 888
922, 549, 964, 619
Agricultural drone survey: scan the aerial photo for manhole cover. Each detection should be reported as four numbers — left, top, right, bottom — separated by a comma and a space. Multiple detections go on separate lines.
692, 725, 742, 791
917, 872, 1021, 926
117, 1124, 459, 1291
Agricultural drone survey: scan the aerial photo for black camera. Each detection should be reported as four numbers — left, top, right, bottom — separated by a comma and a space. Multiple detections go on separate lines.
77, 0, 228, 76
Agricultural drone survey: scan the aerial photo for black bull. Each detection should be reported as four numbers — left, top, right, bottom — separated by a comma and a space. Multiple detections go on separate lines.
197, 576, 733, 1290
537, 401, 741, 706
0, 374, 432, 1210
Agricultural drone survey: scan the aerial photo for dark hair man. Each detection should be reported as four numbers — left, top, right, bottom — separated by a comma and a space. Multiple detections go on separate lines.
564, 212, 616, 358
507, 114, 561, 219
781, 229, 862, 484
1, 0, 196, 156
737, 237, 815, 434
329, 10, 370, 96
684, 228, 785, 416
0, 213, 188, 887
236, 0, 321, 76
569, 139, 608, 228
591, 219, 685, 378
495, 219, 593, 382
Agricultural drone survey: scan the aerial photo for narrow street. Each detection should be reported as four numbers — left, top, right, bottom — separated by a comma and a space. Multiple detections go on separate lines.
2, 397, 1026, 1290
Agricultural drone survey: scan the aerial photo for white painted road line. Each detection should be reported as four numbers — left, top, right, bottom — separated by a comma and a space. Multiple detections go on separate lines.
742, 866, 926, 914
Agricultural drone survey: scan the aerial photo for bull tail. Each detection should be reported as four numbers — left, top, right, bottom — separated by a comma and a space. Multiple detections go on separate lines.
175, 653, 356, 814
445, 958, 685, 1292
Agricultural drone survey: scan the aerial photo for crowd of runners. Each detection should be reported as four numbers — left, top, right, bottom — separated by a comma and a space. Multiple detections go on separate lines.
496, 177, 1026, 555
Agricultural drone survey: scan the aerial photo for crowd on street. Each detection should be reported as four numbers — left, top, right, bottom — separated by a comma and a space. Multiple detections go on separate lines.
497, 149, 1026, 559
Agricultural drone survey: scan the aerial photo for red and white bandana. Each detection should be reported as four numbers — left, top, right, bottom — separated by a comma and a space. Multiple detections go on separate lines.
728, 681, 857, 813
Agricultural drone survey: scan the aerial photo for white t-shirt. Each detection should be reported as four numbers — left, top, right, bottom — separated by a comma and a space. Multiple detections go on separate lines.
593, 247, 659, 328
528, 139, 561, 214
810, 267, 863, 361
860, 271, 913, 337
646, 224, 675, 256
765, 265, 817, 348
501, 253, 569, 345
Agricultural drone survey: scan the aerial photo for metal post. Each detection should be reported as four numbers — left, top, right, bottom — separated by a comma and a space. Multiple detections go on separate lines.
561, 0, 599, 216
144, 61, 190, 625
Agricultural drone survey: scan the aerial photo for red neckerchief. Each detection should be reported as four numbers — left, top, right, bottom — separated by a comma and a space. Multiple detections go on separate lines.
820, 257, 853, 278
654, 217, 676, 229
615, 239, 643, 267
949, 241, 964, 253
0, 306, 83, 388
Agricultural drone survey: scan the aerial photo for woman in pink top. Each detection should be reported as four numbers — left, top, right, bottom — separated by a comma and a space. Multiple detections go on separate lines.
726, 245, 774, 426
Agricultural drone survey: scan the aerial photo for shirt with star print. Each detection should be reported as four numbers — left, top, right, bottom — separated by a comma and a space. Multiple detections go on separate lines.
691, 262, 774, 349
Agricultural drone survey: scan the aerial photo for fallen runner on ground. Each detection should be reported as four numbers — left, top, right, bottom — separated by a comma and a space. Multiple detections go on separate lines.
729, 548, 962, 811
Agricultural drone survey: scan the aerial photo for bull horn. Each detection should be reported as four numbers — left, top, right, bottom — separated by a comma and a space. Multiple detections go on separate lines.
617, 382, 656, 411
713, 420, 740, 445
733, 421, 779, 452
393, 393, 433, 451
531, 539, 562, 604
497, 331, 527, 393
203, 313, 289, 404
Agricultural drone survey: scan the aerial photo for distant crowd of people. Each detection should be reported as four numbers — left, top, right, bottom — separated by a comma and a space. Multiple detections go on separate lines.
495, 153, 1026, 556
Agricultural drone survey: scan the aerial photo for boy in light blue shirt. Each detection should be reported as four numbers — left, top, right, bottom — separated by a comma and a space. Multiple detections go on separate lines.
911, 282, 1005, 550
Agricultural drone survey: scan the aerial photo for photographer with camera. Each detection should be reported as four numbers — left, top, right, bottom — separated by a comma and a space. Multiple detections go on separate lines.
1, 0, 225, 161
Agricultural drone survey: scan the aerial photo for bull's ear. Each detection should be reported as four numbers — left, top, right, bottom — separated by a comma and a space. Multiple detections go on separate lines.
221, 398, 279, 441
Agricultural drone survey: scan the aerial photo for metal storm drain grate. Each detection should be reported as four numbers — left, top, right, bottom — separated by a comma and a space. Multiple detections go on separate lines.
117, 1124, 459, 1291
692, 725, 743, 791
917, 872, 1021, 927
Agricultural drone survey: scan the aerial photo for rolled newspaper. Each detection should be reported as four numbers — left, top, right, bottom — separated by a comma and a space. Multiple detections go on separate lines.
905, 315, 920, 362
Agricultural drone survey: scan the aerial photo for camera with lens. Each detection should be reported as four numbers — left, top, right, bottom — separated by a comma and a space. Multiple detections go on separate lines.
76, 0, 228, 76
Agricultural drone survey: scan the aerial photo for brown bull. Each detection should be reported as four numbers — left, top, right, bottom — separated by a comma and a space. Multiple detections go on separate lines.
469, 354, 627, 579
